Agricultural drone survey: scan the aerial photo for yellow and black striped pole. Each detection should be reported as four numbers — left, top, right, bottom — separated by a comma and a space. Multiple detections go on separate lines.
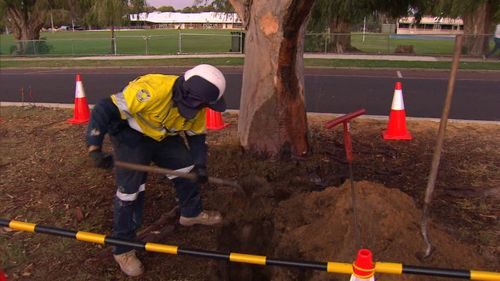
1, 219, 498, 280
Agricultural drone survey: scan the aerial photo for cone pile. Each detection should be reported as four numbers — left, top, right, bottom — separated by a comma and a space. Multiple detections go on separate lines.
383, 82, 412, 140
67, 74, 90, 124
350, 249, 375, 281
206, 108, 229, 130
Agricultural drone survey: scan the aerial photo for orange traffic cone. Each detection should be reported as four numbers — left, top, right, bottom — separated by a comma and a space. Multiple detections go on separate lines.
350, 249, 375, 281
383, 82, 412, 140
206, 108, 229, 130
0, 267, 6, 281
67, 74, 90, 124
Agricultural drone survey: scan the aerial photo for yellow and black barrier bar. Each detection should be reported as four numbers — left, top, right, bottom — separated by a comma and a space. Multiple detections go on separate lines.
1, 219, 499, 280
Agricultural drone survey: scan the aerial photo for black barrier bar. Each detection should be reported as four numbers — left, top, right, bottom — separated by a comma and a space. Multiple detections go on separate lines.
178, 248, 230, 260
35, 225, 77, 238
1, 219, 499, 280
104, 237, 146, 250
404, 265, 470, 279
267, 258, 328, 271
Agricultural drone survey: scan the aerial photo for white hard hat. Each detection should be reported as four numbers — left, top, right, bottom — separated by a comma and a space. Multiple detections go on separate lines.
184, 64, 226, 100
177, 64, 227, 119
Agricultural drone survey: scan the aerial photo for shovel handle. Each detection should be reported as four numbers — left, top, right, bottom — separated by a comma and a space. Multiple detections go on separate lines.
114, 161, 242, 190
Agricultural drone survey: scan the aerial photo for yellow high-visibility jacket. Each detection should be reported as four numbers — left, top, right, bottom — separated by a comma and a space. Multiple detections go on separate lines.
111, 74, 206, 141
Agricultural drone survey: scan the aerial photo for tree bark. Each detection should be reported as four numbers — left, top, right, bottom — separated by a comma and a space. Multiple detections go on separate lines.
230, 0, 313, 159
328, 17, 353, 53
462, 1, 493, 56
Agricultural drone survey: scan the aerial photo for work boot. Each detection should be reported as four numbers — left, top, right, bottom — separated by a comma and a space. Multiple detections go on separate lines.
179, 210, 222, 226
113, 250, 144, 277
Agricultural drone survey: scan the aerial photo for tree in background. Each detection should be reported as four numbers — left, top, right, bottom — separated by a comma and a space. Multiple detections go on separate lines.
89, 0, 129, 54
157, 5, 175, 12
308, 0, 427, 53
1, 0, 49, 40
429, 0, 500, 55
129, 0, 147, 14
229, 0, 314, 158
195, 0, 234, 13
0, 0, 65, 53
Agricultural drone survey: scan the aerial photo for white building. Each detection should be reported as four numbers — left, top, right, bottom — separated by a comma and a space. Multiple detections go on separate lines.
397, 16, 463, 35
130, 12, 242, 29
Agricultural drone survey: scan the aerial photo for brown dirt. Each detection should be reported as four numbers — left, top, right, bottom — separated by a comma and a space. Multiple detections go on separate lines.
0, 106, 498, 281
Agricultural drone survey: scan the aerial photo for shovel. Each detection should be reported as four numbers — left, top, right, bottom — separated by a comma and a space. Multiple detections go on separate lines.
114, 161, 245, 194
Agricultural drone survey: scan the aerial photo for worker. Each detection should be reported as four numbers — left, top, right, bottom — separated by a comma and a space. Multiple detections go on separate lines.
86, 64, 225, 277
485, 23, 500, 58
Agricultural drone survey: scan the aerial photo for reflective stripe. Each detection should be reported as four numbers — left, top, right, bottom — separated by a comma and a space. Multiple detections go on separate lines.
113, 91, 132, 118
127, 117, 143, 132
114, 91, 144, 133
116, 184, 146, 201
391, 89, 405, 110
167, 165, 194, 180
186, 129, 207, 136
136, 113, 167, 134
115, 91, 173, 136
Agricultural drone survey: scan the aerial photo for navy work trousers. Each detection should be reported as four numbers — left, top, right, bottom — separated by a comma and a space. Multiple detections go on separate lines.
110, 126, 202, 254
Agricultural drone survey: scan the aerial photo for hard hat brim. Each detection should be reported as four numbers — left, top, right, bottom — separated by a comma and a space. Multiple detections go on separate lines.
177, 97, 226, 120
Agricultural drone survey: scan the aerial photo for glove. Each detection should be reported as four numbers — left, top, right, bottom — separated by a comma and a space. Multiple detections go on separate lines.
89, 150, 114, 170
194, 166, 208, 184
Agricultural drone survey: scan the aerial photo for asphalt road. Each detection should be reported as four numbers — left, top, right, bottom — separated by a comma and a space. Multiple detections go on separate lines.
1, 67, 499, 121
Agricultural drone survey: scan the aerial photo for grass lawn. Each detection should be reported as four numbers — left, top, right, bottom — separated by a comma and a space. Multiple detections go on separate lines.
1, 57, 499, 71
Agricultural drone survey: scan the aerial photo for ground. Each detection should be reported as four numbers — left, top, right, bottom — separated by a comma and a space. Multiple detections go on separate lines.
0, 106, 498, 281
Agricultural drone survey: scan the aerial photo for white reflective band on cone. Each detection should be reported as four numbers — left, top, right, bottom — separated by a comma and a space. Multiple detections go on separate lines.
390, 89, 405, 110
350, 275, 375, 281
75, 82, 86, 98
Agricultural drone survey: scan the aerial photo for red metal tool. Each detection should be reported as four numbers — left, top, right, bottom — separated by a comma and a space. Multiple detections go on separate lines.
325, 108, 366, 252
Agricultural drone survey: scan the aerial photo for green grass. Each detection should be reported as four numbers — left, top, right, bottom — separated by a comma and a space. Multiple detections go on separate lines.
1, 57, 498, 70
351, 33, 456, 55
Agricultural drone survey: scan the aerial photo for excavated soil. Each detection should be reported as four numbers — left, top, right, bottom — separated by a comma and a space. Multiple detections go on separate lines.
0, 106, 498, 281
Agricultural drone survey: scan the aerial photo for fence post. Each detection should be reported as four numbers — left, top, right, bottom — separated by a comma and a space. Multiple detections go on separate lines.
178, 30, 182, 54
240, 31, 243, 54
387, 34, 390, 54
144, 36, 149, 55
324, 33, 328, 53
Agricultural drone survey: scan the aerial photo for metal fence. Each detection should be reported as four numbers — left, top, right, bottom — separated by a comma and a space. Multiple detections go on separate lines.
0, 32, 496, 57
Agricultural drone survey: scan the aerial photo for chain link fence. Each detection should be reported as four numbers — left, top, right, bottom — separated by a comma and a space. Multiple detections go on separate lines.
0, 31, 496, 57
305, 33, 496, 56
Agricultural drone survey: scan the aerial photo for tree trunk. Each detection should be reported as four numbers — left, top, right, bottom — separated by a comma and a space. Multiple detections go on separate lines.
328, 17, 353, 53
5, 5, 46, 54
462, 1, 493, 56
230, 0, 313, 159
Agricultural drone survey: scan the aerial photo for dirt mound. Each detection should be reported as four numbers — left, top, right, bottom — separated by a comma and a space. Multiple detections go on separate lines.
271, 181, 487, 280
